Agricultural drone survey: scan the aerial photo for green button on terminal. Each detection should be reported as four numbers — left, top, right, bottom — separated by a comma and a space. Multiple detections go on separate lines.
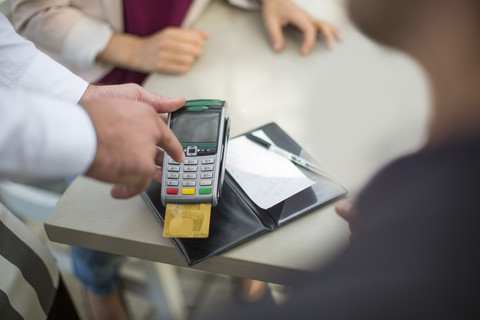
199, 188, 212, 195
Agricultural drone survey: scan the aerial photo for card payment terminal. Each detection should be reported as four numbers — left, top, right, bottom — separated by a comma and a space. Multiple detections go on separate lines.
161, 100, 230, 207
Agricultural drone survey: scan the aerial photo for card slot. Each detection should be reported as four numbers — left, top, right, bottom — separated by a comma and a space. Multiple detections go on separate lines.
143, 179, 270, 266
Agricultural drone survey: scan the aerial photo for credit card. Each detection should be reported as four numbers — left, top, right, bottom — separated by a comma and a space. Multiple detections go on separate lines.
163, 203, 212, 238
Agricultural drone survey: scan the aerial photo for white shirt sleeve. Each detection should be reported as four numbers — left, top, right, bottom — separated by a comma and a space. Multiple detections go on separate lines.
0, 13, 97, 180
0, 13, 88, 102
0, 89, 97, 179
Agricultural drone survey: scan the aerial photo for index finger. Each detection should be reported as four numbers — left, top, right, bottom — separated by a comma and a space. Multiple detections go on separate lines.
155, 115, 185, 163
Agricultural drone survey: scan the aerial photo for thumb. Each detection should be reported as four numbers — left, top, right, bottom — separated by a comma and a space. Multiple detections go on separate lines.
142, 94, 186, 113
111, 184, 143, 199
130, 85, 185, 113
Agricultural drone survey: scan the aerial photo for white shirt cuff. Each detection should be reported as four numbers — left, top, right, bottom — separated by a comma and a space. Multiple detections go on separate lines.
0, 90, 96, 180
39, 103, 97, 177
62, 17, 114, 69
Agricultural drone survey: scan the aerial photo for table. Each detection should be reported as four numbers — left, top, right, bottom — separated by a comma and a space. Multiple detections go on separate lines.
45, 0, 429, 286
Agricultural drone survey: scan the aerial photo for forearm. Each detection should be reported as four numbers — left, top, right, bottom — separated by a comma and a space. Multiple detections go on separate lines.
0, 89, 96, 180
96, 32, 144, 71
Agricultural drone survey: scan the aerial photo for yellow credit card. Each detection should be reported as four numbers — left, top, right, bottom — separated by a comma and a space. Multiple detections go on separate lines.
163, 203, 211, 238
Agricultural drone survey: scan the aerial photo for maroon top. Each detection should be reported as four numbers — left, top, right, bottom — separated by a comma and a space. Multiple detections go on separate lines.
98, 0, 192, 85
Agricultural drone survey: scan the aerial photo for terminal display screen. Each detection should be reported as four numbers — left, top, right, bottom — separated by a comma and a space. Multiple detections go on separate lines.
170, 110, 220, 145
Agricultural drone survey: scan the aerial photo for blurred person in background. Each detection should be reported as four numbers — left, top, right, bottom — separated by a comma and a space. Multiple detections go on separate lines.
205, 0, 480, 318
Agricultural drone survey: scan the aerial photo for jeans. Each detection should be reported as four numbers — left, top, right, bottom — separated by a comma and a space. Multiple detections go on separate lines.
67, 173, 126, 296
71, 246, 125, 296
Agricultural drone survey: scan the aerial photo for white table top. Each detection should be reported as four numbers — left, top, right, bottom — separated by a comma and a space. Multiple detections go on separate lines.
45, 0, 430, 284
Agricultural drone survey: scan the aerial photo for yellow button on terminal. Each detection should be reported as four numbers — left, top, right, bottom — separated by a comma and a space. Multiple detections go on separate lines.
181, 188, 195, 195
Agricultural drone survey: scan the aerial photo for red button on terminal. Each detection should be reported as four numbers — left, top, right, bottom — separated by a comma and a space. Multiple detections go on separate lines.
166, 188, 178, 195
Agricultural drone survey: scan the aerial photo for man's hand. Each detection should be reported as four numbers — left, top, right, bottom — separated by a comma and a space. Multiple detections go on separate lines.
82, 97, 184, 199
261, 0, 341, 54
80, 84, 186, 199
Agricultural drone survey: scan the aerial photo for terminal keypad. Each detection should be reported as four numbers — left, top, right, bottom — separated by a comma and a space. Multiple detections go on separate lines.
166, 157, 215, 196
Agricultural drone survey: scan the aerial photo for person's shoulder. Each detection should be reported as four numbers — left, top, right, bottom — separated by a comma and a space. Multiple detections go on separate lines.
356, 137, 480, 223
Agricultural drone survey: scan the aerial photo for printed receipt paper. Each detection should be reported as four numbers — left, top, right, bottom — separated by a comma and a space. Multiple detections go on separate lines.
226, 130, 315, 209
163, 203, 211, 238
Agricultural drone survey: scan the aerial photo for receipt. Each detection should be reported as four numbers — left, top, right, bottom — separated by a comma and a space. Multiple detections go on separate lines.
226, 131, 315, 209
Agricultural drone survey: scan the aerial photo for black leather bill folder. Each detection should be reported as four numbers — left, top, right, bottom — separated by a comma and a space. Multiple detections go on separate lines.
142, 122, 347, 266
